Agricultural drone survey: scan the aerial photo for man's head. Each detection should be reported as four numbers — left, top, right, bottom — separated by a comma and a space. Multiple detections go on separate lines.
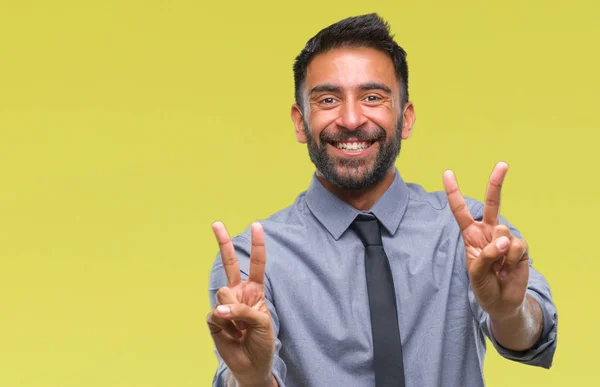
291, 13, 416, 190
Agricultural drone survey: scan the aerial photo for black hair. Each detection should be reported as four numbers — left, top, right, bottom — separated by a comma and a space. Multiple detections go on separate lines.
293, 13, 409, 112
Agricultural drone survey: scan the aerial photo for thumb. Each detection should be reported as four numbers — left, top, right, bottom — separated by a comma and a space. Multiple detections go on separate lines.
470, 236, 510, 281
216, 287, 249, 330
215, 302, 272, 333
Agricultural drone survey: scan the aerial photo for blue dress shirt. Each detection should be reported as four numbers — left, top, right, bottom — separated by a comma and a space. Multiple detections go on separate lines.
209, 169, 557, 386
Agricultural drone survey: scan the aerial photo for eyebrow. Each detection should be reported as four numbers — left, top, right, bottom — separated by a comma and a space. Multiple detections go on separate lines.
309, 84, 342, 95
309, 82, 393, 96
359, 82, 392, 94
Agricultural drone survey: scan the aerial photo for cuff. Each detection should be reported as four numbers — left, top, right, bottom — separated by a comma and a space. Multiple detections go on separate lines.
485, 289, 558, 368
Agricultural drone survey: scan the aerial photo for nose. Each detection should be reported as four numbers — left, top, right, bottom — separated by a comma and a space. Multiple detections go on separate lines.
336, 99, 368, 131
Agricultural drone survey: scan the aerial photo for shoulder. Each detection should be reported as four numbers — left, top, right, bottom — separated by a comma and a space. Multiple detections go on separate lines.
208, 190, 315, 291
402, 181, 525, 238
210, 190, 311, 266
404, 181, 484, 218
235, 191, 311, 243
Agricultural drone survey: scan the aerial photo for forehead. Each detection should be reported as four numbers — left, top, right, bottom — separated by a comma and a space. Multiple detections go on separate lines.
305, 46, 398, 92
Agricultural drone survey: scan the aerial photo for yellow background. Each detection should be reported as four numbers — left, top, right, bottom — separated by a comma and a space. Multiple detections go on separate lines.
1, 0, 597, 385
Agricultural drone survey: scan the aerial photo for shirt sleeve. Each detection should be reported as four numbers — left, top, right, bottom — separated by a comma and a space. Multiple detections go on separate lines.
468, 211, 558, 368
208, 235, 287, 386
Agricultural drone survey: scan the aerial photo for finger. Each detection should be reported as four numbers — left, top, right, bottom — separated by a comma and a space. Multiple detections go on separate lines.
214, 302, 271, 330
491, 225, 512, 271
206, 312, 248, 365
482, 162, 508, 226
470, 234, 511, 280
206, 310, 243, 340
492, 224, 512, 240
248, 222, 267, 285
212, 221, 242, 287
504, 238, 528, 267
443, 170, 474, 231
217, 286, 249, 330
216, 286, 239, 305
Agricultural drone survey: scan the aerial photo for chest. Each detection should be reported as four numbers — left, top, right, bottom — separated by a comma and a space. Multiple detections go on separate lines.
267, 227, 471, 334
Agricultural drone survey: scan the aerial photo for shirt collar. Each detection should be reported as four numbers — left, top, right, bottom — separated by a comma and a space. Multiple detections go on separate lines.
305, 168, 410, 240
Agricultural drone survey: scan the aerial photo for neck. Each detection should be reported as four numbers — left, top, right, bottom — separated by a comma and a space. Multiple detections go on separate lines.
316, 167, 396, 211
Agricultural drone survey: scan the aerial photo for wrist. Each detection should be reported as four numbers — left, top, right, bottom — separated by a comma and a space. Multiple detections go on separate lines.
489, 297, 527, 323
230, 372, 277, 387
489, 295, 543, 351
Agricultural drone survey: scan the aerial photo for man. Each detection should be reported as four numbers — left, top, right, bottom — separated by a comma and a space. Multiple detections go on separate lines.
206, 13, 557, 387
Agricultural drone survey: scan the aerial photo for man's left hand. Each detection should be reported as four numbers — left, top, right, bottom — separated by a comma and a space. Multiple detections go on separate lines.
443, 162, 530, 321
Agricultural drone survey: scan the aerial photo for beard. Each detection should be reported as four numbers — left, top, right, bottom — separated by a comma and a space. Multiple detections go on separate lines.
303, 117, 403, 190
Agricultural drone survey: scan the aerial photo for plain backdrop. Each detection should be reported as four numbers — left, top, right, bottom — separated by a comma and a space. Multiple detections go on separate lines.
1, 1, 598, 386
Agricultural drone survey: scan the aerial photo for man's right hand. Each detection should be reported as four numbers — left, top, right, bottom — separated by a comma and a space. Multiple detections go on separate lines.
206, 221, 277, 387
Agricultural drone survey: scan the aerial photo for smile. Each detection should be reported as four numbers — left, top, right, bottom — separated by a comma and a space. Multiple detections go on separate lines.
332, 140, 376, 152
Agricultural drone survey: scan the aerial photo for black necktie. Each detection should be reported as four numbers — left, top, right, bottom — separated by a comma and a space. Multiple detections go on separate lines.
351, 214, 405, 387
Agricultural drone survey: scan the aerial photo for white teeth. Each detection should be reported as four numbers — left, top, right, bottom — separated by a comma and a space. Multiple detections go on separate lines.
335, 142, 370, 151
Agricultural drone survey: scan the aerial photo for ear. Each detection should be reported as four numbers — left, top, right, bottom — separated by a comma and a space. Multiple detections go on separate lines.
401, 102, 416, 140
291, 104, 307, 144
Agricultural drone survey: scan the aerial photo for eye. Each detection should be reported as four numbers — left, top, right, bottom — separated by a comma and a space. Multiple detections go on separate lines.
364, 95, 382, 103
320, 97, 337, 104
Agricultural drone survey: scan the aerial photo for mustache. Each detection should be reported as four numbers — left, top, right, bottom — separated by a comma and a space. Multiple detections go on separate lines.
319, 126, 386, 143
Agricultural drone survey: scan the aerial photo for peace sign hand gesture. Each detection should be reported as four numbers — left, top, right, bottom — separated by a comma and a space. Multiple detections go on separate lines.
443, 162, 530, 321
206, 222, 277, 387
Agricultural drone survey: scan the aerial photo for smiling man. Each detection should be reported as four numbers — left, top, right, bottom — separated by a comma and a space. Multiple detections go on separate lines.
206, 13, 557, 387
294, 44, 411, 208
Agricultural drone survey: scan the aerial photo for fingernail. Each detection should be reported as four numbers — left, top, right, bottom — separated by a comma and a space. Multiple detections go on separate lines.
217, 305, 231, 316
496, 237, 510, 250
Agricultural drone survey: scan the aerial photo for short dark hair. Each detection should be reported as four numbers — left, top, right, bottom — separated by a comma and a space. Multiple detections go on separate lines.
293, 13, 409, 112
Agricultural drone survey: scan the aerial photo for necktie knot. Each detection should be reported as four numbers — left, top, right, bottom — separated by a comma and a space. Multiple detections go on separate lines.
351, 214, 383, 246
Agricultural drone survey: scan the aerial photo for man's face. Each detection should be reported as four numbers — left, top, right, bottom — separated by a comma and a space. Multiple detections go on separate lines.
293, 47, 413, 190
